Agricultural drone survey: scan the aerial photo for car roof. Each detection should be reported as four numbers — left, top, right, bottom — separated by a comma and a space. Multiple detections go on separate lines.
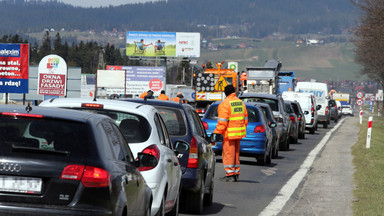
239, 93, 280, 99
120, 98, 194, 111
0, 104, 101, 123
39, 98, 157, 117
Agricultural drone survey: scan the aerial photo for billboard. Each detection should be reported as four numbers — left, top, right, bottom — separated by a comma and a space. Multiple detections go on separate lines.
106, 65, 165, 96
0, 43, 29, 93
126, 31, 200, 57
38, 54, 67, 96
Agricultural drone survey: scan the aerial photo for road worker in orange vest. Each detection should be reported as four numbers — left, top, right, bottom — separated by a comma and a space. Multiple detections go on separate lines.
240, 71, 247, 90
213, 85, 248, 182
157, 90, 169, 100
171, 92, 186, 103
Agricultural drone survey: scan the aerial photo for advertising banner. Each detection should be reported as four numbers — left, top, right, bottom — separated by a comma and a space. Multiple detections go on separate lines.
126, 31, 200, 57
107, 65, 165, 96
38, 54, 67, 96
0, 43, 29, 93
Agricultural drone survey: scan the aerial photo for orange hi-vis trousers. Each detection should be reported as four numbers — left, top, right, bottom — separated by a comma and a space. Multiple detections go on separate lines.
222, 139, 240, 177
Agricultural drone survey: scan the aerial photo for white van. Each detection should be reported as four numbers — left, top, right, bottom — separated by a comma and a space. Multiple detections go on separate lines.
295, 82, 331, 128
282, 91, 320, 134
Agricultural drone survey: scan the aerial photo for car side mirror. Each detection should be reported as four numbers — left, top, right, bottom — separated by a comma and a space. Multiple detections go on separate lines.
210, 133, 224, 143
269, 121, 277, 128
304, 111, 309, 115
136, 153, 158, 168
316, 105, 322, 110
325, 96, 330, 99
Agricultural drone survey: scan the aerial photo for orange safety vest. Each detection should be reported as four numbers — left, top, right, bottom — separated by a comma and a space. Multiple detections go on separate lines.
171, 97, 186, 103
214, 93, 248, 140
240, 72, 247, 81
157, 94, 169, 101
140, 92, 147, 99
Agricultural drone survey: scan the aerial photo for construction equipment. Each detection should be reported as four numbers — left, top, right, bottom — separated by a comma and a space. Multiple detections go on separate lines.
193, 61, 239, 116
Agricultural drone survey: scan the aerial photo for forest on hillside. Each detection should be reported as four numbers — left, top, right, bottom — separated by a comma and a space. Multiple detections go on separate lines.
0, 0, 358, 39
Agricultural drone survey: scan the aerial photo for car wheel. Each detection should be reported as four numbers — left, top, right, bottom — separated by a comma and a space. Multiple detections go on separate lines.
266, 146, 272, 164
302, 131, 305, 139
279, 135, 289, 151
204, 179, 214, 206
309, 127, 315, 134
323, 122, 328, 129
257, 154, 266, 165
334, 117, 338, 123
145, 203, 151, 216
155, 194, 165, 216
187, 180, 204, 214
166, 191, 179, 216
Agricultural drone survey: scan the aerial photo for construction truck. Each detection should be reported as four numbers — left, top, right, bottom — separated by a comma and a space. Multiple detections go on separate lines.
193, 61, 239, 116
245, 60, 282, 94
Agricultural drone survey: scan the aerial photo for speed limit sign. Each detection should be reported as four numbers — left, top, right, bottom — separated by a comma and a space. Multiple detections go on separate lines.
356, 91, 364, 99
356, 98, 363, 106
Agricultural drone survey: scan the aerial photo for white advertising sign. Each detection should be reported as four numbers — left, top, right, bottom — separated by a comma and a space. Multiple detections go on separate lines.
38, 54, 67, 96
176, 32, 201, 58
97, 70, 125, 88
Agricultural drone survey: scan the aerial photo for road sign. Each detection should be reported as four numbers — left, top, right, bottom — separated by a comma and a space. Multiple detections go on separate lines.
370, 95, 376, 101
356, 98, 363, 106
356, 91, 364, 99
214, 75, 228, 91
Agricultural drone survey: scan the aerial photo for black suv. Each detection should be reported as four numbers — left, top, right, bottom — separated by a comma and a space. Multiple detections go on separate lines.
0, 105, 152, 216
122, 99, 216, 214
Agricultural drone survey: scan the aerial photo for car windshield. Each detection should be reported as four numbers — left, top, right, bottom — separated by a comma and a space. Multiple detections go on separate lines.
73, 108, 151, 143
155, 106, 187, 136
0, 116, 90, 158
242, 97, 279, 112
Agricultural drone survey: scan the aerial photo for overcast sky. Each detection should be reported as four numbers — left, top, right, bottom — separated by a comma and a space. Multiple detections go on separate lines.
55, 0, 159, 7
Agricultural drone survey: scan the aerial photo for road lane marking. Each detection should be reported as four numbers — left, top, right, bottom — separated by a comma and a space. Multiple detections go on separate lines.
258, 119, 345, 216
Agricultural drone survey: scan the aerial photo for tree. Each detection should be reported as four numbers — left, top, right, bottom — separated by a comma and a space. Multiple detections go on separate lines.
353, 0, 384, 84
39, 31, 52, 60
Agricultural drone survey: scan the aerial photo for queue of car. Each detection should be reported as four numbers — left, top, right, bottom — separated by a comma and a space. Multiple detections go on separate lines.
0, 89, 353, 216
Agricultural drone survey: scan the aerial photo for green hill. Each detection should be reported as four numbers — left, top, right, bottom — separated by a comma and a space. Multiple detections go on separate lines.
198, 39, 364, 81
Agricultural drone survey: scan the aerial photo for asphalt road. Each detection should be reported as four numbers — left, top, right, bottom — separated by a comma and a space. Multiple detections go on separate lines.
180, 117, 347, 216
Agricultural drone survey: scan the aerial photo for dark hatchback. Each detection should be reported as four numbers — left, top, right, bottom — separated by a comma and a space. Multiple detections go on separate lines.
0, 105, 152, 216
121, 99, 216, 214
289, 100, 307, 139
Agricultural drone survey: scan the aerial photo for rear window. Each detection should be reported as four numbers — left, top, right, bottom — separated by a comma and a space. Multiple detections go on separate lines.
291, 103, 300, 115
73, 108, 151, 143
285, 103, 294, 114
0, 117, 90, 158
242, 97, 279, 112
204, 104, 260, 122
155, 106, 187, 136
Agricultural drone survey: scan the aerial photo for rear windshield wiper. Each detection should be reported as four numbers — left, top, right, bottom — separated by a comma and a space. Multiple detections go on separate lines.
11, 145, 69, 156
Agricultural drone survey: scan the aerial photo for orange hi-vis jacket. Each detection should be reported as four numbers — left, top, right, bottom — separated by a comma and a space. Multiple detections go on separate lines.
214, 93, 248, 140
157, 94, 169, 100
140, 92, 147, 99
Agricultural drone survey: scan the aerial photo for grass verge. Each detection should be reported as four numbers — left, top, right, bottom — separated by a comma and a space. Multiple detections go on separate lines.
352, 114, 384, 215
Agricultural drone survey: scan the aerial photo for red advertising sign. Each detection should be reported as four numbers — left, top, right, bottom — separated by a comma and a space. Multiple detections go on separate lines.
38, 55, 67, 96
0, 43, 29, 93
38, 74, 66, 95
149, 79, 163, 91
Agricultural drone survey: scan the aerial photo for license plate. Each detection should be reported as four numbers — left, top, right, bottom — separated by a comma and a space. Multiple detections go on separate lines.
0, 176, 42, 194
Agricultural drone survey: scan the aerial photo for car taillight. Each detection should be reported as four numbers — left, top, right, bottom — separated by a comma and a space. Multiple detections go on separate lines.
82, 166, 111, 187
254, 125, 266, 133
61, 165, 111, 187
202, 121, 208, 130
325, 106, 329, 114
187, 136, 198, 168
298, 116, 302, 121
196, 109, 206, 114
139, 144, 160, 171
311, 118, 314, 123
1, 112, 43, 118
289, 116, 296, 122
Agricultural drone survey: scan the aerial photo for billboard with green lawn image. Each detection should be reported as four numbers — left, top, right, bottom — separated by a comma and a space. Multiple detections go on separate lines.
126, 31, 200, 57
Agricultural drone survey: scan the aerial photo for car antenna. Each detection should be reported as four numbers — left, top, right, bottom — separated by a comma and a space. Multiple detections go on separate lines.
25, 103, 32, 113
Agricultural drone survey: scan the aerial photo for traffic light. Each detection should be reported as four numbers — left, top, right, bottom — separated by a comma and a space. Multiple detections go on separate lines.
193, 72, 197, 88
